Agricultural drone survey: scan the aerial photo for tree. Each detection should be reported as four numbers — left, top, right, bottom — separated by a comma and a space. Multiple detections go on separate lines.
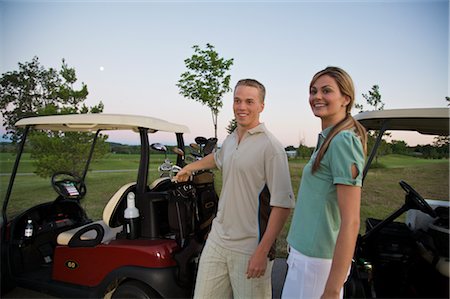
0, 57, 108, 177
1, 57, 58, 142
297, 144, 312, 159
226, 118, 237, 134
177, 43, 234, 139
434, 96, 450, 158
362, 85, 384, 111
432, 135, 449, 159
357, 85, 389, 163
433, 135, 449, 148
355, 85, 384, 112
0, 57, 90, 142
390, 140, 409, 155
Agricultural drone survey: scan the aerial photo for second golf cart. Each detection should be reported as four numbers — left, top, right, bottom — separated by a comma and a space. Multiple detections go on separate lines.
345, 108, 449, 298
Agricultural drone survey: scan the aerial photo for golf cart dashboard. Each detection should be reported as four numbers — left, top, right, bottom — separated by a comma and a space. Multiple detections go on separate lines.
12, 200, 88, 240
7, 200, 90, 277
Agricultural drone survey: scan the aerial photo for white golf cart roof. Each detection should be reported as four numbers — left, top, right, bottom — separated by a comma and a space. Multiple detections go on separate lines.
355, 107, 449, 179
354, 108, 449, 136
15, 113, 190, 134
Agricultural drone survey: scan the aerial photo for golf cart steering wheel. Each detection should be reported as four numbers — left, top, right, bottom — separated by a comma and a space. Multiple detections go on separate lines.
399, 180, 436, 218
51, 171, 87, 200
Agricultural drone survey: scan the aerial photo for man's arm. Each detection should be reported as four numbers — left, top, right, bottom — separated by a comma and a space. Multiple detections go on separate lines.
174, 153, 217, 182
246, 206, 291, 279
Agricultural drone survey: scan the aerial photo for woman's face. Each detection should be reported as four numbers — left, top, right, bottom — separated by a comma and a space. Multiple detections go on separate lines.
309, 74, 349, 127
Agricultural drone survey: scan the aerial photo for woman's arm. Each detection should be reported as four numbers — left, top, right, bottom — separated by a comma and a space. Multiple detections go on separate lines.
322, 166, 361, 299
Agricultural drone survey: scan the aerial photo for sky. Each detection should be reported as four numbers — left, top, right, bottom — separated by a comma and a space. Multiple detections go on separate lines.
0, 0, 448, 147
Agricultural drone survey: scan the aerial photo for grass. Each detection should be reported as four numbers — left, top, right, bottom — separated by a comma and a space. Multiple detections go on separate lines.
1, 153, 448, 257
370, 154, 448, 168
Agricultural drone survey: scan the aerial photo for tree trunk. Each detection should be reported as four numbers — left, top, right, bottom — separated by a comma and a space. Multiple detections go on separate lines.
211, 110, 218, 140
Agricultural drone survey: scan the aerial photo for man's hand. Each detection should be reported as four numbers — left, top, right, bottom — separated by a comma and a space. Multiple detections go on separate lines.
246, 248, 268, 279
174, 153, 216, 183
245, 207, 291, 279
174, 168, 192, 182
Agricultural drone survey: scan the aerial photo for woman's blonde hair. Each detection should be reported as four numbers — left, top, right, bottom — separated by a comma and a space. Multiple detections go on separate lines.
311, 66, 367, 172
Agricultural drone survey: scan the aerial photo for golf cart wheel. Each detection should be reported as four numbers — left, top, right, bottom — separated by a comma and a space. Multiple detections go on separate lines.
112, 281, 159, 299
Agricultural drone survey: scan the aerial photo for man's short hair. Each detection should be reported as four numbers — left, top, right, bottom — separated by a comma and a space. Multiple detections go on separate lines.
235, 79, 266, 102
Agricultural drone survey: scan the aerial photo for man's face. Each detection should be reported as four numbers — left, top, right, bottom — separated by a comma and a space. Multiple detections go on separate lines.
233, 85, 265, 130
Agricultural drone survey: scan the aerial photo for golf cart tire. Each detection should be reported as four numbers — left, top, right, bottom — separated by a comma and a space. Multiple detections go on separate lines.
112, 280, 159, 299
344, 274, 367, 298
0, 277, 15, 296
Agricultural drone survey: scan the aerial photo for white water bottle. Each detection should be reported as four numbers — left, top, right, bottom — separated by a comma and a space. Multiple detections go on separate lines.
124, 192, 140, 239
24, 219, 33, 238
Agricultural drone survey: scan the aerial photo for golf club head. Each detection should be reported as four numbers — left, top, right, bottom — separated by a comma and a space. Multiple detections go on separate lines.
172, 147, 184, 156
185, 155, 196, 163
151, 143, 167, 153
190, 143, 200, 151
171, 165, 182, 177
195, 136, 208, 145
190, 152, 202, 159
203, 137, 218, 155
159, 159, 172, 177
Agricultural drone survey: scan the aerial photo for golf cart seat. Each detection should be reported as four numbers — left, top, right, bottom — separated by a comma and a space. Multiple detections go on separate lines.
56, 183, 136, 247
149, 177, 172, 191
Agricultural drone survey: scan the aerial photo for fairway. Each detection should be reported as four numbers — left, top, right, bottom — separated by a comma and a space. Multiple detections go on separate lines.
1, 152, 448, 257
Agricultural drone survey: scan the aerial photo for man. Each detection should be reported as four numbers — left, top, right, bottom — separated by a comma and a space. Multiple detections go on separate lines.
175, 79, 295, 298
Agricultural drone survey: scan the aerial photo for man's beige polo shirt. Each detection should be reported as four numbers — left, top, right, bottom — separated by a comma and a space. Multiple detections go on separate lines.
208, 123, 295, 255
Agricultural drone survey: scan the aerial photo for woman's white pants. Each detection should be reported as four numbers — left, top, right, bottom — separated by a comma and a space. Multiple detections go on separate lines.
281, 247, 345, 299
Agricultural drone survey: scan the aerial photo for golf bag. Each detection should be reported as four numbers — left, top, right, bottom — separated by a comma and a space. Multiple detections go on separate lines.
168, 183, 197, 248
168, 172, 218, 286
192, 170, 219, 241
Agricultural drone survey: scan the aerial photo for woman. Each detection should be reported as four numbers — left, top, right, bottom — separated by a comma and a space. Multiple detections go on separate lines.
282, 66, 367, 299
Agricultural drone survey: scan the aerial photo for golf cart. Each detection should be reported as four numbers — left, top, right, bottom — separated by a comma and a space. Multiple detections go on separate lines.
1, 113, 219, 298
344, 108, 449, 298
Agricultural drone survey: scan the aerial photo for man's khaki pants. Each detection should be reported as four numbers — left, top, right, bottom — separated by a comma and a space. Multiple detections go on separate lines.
194, 240, 273, 299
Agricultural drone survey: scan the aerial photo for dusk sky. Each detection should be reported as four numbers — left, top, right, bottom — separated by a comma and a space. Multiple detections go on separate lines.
1, 0, 448, 147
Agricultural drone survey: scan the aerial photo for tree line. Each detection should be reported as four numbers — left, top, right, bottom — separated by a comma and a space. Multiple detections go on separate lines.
286, 139, 448, 160
3, 138, 446, 161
